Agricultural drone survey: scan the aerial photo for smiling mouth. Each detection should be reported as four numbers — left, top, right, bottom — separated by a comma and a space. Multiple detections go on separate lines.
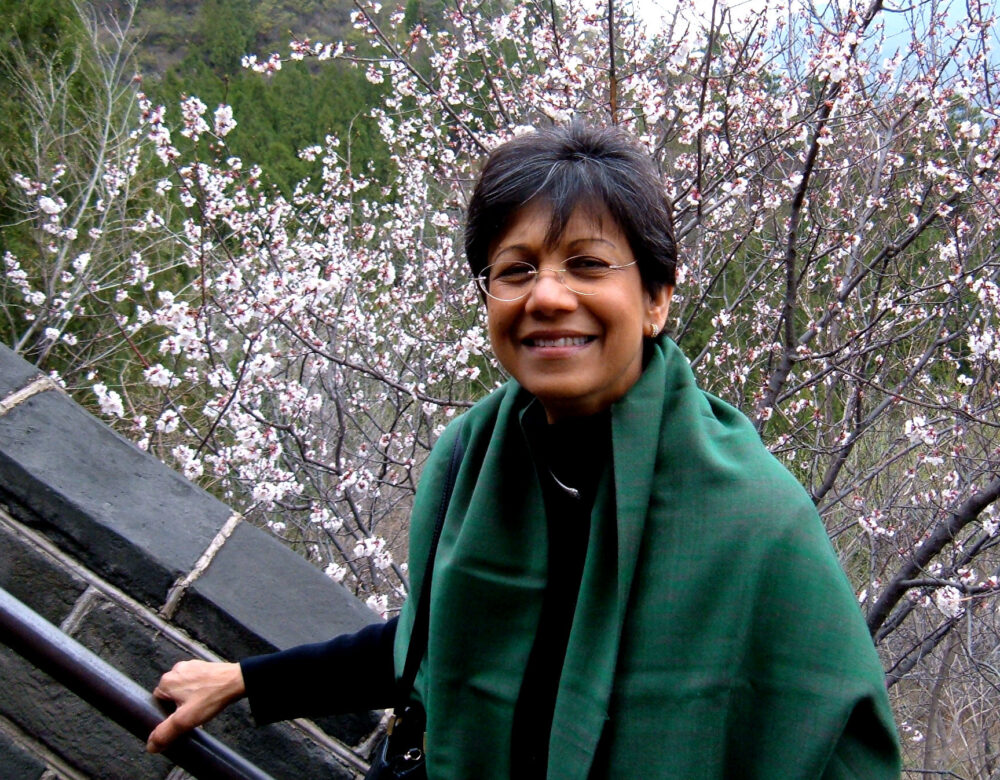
525, 336, 593, 348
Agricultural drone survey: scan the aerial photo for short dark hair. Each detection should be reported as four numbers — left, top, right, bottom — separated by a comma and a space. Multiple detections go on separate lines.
465, 123, 677, 294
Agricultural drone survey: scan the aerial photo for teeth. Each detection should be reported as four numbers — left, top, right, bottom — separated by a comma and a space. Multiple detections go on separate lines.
531, 336, 588, 347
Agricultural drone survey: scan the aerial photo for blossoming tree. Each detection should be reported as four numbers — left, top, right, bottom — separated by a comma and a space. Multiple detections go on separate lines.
3, 0, 998, 771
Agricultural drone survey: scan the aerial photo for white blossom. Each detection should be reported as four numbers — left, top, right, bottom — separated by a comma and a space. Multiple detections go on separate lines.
933, 586, 963, 619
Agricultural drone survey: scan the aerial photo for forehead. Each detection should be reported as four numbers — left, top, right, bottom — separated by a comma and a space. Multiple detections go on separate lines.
490, 199, 626, 257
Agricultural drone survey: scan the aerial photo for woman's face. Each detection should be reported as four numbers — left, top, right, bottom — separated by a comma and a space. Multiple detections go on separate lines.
486, 200, 672, 422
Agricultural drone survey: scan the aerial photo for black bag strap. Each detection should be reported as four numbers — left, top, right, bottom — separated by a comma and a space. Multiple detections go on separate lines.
396, 428, 466, 706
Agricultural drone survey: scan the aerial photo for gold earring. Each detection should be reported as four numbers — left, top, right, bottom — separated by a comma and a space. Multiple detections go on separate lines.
650, 323, 659, 338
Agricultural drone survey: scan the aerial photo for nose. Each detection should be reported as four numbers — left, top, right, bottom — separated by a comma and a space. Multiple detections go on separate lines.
524, 267, 577, 315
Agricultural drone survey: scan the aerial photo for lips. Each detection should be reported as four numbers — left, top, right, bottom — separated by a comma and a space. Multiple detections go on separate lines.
523, 335, 594, 348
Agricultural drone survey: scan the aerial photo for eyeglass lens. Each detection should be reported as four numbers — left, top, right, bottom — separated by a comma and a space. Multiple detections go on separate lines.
479, 256, 630, 301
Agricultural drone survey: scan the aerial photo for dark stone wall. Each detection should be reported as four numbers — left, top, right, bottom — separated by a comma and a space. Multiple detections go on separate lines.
0, 343, 382, 779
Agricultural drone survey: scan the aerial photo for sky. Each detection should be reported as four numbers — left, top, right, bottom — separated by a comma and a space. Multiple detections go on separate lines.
630, 0, 992, 68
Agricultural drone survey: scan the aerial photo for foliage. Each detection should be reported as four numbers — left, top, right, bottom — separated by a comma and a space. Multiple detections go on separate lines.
0, 0, 92, 253
0, 0, 162, 379
135, 0, 389, 194
2, 0, 1000, 774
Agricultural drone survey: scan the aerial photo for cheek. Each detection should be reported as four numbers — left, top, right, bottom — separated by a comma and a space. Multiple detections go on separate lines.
604, 297, 644, 339
485, 306, 510, 354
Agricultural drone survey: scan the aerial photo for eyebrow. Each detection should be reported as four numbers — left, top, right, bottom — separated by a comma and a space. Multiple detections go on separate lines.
493, 236, 618, 260
567, 236, 617, 251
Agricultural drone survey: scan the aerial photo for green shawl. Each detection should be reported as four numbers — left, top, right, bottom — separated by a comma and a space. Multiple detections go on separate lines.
395, 337, 901, 779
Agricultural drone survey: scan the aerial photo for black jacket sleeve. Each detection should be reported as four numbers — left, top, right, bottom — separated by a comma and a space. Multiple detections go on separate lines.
240, 617, 398, 725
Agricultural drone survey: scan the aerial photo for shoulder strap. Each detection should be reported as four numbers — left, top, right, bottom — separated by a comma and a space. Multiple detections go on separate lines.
397, 428, 466, 705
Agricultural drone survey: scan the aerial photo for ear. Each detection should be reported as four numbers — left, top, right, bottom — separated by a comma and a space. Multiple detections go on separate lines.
646, 285, 673, 336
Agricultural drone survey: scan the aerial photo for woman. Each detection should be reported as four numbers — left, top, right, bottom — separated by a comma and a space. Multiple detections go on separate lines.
148, 123, 902, 778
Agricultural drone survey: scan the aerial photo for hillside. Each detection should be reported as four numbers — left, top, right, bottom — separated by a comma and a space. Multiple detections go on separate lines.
115, 0, 354, 77
104, 0, 389, 192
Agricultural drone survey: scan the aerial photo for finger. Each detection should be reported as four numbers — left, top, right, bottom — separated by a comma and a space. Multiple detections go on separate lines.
147, 708, 195, 754
151, 662, 192, 701
146, 715, 178, 754
152, 684, 170, 700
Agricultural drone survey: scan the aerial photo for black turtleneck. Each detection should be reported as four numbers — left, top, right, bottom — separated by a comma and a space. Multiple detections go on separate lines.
512, 407, 612, 778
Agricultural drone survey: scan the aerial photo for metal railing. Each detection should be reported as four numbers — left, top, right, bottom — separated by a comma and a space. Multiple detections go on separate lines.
0, 586, 275, 780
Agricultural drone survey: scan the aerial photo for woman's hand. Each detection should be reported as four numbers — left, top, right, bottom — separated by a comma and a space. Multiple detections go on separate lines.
146, 660, 246, 753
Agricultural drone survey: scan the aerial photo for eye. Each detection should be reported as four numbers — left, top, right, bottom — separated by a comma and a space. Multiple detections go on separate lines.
564, 255, 614, 277
489, 260, 535, 284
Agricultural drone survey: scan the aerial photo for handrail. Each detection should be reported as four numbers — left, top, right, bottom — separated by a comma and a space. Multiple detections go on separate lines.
0, 586, 276, 780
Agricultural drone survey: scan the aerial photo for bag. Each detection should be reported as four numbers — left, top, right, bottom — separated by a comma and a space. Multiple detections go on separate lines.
364, 705, 427, 779
365, 429, 465, 780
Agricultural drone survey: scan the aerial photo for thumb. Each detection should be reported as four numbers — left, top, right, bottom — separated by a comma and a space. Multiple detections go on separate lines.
146, 709, 190, 754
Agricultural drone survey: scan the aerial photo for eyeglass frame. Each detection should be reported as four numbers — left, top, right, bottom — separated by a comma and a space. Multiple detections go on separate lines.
473, 255, 639, 302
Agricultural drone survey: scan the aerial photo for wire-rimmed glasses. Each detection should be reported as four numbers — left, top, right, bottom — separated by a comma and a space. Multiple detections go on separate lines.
474, 255, 638, 302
